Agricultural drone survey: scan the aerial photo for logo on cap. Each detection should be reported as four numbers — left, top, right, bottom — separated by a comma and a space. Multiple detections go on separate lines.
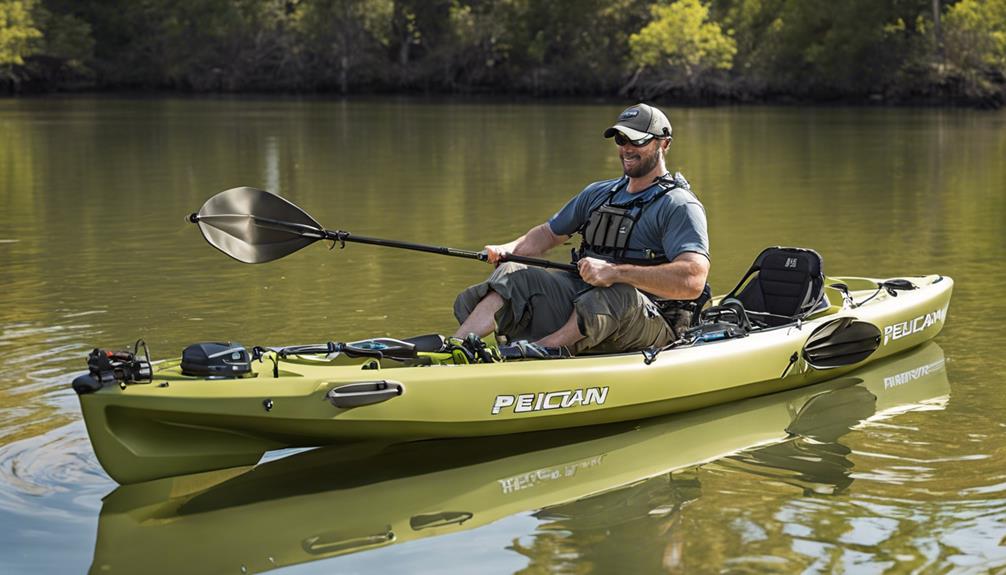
619, 109, 640, 121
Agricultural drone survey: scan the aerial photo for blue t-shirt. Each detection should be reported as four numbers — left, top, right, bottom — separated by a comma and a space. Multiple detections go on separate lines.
547, 174, 709, 262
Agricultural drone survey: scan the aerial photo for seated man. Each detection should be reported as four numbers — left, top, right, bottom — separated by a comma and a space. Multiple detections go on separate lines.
454, 103, 710, 356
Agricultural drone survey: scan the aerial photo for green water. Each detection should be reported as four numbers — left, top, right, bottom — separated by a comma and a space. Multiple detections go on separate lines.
1, 98, 1004, 574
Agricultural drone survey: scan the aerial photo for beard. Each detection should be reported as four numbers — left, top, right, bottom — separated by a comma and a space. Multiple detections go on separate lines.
620, 145, 661, 178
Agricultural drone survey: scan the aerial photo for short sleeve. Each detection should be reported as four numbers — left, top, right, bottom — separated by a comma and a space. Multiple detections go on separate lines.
662, 201, 709, 260
547, 180, 612, 237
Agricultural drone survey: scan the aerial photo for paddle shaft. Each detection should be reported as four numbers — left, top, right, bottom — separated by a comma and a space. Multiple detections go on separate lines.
324, 229, 579, 273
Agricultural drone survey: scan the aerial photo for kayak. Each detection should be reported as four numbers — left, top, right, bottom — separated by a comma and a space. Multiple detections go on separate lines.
88, 342, 949, 574
73, 272, 952, 484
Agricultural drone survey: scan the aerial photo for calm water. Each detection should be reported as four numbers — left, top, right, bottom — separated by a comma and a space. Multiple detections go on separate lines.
1, 98, 1004, 574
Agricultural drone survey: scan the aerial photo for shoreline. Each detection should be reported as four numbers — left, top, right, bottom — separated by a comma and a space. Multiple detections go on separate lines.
2, 88, 1003, 110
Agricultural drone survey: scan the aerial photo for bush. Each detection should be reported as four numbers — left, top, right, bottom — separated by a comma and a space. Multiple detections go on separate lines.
627, 0, 736, 96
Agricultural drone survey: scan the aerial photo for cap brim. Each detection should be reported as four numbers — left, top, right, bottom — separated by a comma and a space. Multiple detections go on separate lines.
603, 126, 651, 140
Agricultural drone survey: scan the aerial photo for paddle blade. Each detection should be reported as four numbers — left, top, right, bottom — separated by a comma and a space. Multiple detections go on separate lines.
191, 187, 324, 264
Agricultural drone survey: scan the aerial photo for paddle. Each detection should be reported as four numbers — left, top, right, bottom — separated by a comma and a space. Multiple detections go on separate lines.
188, 187, 578, 272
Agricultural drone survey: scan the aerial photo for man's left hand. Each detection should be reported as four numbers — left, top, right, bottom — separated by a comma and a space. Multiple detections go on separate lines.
578, 257, 620, 287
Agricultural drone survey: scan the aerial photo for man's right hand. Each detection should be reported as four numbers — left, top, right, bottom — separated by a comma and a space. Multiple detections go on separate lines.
482, 225, 565, 267
484, 245, 509, 266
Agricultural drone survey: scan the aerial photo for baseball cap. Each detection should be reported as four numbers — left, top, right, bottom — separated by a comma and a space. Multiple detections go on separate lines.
603, 103, 672, 141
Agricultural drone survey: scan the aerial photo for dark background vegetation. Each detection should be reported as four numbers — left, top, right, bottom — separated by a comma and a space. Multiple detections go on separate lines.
1, 0, 1004, 106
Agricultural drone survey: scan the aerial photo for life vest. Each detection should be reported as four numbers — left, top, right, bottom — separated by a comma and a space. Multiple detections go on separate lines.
577, 173, 684, 265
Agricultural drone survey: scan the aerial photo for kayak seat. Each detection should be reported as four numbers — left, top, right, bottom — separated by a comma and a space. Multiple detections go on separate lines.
724, 247, 826, 328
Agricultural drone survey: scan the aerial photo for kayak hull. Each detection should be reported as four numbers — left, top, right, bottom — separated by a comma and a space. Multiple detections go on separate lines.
89, 342, 950, 575
76, 275, 953, 484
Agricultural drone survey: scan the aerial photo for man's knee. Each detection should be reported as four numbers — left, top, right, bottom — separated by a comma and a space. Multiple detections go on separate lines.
572, 284, 671, 353
494, 261, 526, 275
454, 287, 489, 323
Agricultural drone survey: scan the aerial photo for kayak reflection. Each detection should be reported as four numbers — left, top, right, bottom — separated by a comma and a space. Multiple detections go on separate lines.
89, 343, 949, 575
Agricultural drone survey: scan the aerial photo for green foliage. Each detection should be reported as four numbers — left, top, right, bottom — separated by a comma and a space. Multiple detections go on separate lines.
35, 9, 93, 66
1, 0, 1002, 105
621, 0, 966, 99
945, 0, 1006, 72
0, 0, 42, 67
629, 0, 737, 87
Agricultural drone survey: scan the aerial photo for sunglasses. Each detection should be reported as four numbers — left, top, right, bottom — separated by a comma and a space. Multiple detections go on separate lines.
613, 132, 655, 147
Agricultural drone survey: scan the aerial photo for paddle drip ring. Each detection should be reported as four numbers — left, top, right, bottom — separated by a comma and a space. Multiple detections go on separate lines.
328, 231, 349, 250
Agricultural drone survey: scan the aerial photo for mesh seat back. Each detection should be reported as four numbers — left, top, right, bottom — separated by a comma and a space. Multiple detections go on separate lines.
730, 247, 824, 320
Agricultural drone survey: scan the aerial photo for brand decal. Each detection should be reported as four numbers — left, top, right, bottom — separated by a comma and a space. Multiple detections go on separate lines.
619, 109, 640, 120
785, 257, 798, 269
883, 305, 948, 345
884, 359, 945, 389
498, 455, 605, 494
491, 387, 608, 415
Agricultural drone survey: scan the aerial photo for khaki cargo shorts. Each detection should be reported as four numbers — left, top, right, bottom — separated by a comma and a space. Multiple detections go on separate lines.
453, 262, 680, 355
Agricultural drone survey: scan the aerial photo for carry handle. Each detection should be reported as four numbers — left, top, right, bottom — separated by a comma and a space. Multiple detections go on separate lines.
326, 380, 403, 408
302, 528, 395, 555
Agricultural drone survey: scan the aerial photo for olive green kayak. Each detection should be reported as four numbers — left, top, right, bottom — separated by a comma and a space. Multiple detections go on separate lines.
73, 274, 952, 484
88, 342, 949, 574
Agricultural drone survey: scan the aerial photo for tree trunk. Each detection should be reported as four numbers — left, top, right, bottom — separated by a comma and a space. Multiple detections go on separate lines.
399, 37, 410, 67
340, 55, 348, 94
932, 0, 944, 62
619, 67, 643, 97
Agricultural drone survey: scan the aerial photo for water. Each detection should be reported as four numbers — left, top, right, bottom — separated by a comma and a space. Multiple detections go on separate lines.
1, 98, 1004, 574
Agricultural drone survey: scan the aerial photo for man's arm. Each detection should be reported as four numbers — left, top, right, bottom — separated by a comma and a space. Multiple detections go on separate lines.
578, 252, 709, 300
485, 223, 570, 264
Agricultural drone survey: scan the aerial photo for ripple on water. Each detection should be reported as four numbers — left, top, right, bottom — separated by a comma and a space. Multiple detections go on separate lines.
0, 317, 117, 520
0, 421, 111, 516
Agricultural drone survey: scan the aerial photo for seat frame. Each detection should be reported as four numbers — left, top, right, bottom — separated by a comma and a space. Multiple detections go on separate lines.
716, 247, 826, 329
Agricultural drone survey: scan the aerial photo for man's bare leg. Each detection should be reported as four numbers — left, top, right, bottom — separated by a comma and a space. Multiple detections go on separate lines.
454, 291, 504, 338
535, 310, 585, 350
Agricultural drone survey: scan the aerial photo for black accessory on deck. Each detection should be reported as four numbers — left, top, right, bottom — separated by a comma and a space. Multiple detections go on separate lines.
852, 278, 919, 308
499, 341, 571, 360
655, 283, 713, 335
180, 342, 252, 378
72, 339, 153, 394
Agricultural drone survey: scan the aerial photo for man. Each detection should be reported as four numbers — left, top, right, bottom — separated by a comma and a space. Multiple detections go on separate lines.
454, 103, 710, 358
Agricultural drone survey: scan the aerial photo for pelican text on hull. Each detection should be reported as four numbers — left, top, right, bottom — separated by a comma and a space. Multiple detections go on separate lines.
491, 387, 610, 415
883, 305, 948, 345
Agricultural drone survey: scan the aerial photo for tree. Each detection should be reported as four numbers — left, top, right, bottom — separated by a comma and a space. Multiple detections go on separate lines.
943, 0, 1006, 101
0, 0, 42, 71
626, 0, 736, 95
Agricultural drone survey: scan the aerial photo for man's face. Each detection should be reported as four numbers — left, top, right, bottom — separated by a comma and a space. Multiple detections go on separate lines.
616, 134, 663, 178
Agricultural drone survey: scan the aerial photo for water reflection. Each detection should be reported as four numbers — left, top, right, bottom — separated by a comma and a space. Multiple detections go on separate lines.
88, 343, 948, 574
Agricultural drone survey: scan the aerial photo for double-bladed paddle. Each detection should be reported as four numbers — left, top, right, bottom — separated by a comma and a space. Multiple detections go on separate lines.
188, 186, 578, 272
